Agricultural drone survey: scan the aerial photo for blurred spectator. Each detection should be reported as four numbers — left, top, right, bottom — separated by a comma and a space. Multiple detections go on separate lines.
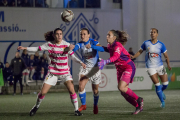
0, 59, 4, 70
0, 59, 4, 95
35, 0, 42, 7
68, 0, 78, 8
44, 0, 48, 8
9, 0, 15, 7
0, 0, 9, 7
33, 51, 41, 80
34, 51, 40, 67
29, 54, 35, 80
10, 51, 26, 95
21, 49, 30, 86
129, 47, 136, 62
3, 62, 13, 86
17, 0, 22, 7
22, 0, 31, 7
39, 53, 48, 80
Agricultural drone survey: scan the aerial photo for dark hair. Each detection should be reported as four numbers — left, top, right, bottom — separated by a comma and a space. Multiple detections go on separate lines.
151, 28, 158, 33
110, 30, 128, 45
81, 28, 90, 34
44, 28, 63, 41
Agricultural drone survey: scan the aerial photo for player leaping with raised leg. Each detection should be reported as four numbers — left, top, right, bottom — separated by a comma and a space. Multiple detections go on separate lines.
17, 28, 85, 116
98, 30, 144, 114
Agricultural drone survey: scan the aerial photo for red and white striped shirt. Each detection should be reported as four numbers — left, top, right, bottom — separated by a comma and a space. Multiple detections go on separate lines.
27, 40, 81, 75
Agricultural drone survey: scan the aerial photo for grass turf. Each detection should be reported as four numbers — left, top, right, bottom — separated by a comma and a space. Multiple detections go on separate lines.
0, 90, 180, 120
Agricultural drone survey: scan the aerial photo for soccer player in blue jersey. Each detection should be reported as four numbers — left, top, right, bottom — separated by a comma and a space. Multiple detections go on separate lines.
69, 28, 104, 114
131, 28, 171, 108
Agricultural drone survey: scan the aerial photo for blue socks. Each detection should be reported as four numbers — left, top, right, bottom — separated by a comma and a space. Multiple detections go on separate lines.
94, 93, 99, 106
79, 89, 86, 105
155, 83, 164, 103
79, 89, 99, 106
162, 81, 169, 91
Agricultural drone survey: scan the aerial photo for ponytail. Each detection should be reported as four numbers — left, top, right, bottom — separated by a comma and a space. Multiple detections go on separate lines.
110, 30, 129, 45
44, 28, 63, 42
44, 31, 54, 42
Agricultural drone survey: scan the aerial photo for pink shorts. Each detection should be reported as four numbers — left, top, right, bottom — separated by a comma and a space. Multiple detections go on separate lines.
116, 61, 136, 84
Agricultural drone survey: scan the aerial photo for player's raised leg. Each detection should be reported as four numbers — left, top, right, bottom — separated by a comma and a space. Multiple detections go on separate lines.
64, 80, 83, 116
78, 76, 89, 112
92, 84, 99, 114
30, 83, 51, 116
118, 81, 143, 114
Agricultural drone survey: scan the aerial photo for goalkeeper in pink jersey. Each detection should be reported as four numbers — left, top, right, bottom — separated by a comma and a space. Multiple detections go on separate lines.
98, 30, 144, 114
17, 28, 86, 116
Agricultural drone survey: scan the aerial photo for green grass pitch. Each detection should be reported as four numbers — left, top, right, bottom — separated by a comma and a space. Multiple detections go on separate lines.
0, 90, 180, 120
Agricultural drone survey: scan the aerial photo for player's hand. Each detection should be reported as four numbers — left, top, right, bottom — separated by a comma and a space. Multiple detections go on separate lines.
98, 59, 110, 70
86, 44, 91, 49
168, 65, 172, 71
130, 55, 134, 59
69, 44, 75, 50
81, 63, 86, 69
17, 46, 26, 50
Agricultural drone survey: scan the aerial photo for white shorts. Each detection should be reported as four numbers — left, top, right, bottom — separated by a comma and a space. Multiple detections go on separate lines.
147, 65, 167, 76
44, 72, 73, 86
79, 66, 101, 85
22, 69, 30, 74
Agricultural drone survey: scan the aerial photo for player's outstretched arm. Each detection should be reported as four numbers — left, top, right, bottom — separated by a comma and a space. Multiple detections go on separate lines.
163, 52, 171, 71
91, 44, 105, 52
17, 46, 39, 52
69, 44, 80, 52
17, 46, 27, 50
102, 46, 109, 53
131, 49, 143, 59
69, 52, 86, 69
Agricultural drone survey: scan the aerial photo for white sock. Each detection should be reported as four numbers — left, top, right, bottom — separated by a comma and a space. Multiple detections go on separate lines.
25, 75, 29, 84
30, 69, 35, 80
35, 94, 45, 108
70, 93, 78, 111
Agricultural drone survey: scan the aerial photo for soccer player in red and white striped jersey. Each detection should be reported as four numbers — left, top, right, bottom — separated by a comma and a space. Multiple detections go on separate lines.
17, 28, 85, 116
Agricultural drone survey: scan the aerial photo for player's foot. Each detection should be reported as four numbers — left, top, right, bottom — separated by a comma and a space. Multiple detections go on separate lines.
21, 93, 23, 96
137, 97, 144, 111
78, 105, 86, 112
160, 101, 165, 108
13, 93, 16, 96
30, 106, 39, 116
132, 107, 142, 115
93, 105, 98, 114
74, 110, 83, 116
162, 92, 166, 100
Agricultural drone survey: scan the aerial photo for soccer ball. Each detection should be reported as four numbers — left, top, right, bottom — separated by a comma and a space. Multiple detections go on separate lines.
61, 9, 74, 22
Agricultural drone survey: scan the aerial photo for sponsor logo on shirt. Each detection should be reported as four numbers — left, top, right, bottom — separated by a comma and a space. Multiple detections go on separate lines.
149, 53, 159, 58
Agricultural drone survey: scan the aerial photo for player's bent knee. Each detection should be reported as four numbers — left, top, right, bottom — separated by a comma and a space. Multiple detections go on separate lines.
93, 90, 98, 95
78, 86, 85, 92
118, 86, 126, 93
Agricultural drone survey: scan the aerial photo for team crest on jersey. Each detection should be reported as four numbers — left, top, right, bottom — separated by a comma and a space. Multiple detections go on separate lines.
14, 61, 16, 63
19, 60, 21, 62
